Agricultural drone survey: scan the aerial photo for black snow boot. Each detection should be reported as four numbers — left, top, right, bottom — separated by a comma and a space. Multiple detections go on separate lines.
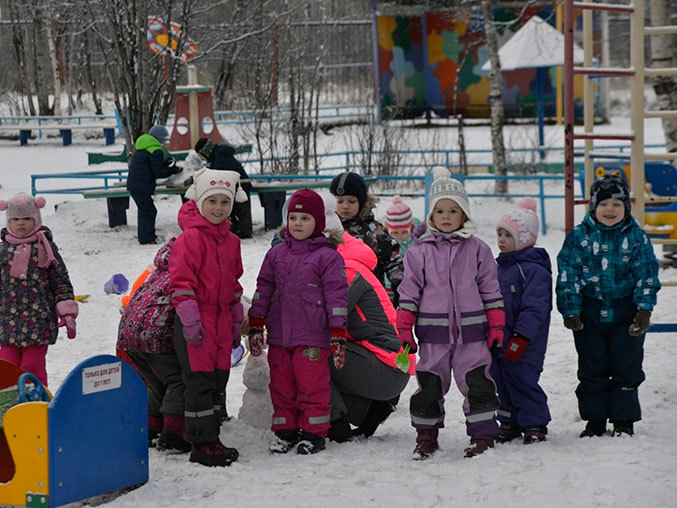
580, 419, 607, 438
353, 399, 397, 438
612, 420, 634, 437
328, 415, 353, 443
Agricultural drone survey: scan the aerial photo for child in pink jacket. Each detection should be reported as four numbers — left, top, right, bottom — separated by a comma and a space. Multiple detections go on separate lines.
169, 168, 247, 467
397, 168, 505, 460
248, 189, 348, 455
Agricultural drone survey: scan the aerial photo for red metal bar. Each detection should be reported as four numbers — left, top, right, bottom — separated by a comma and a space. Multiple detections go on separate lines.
573, 67, 635, 76
573, 132, 636, 140
572, 2, 634, 13
564, 0, 575, 232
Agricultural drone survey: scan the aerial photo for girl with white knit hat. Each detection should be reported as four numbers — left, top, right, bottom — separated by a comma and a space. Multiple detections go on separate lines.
397, 168, 505, 459
492, 197, 552, 445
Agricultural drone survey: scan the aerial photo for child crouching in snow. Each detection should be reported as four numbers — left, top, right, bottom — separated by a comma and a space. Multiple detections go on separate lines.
248, 189, 348, 455
492, 198, 552, 445
169, 168, 247, 467
0, 193, 78, 387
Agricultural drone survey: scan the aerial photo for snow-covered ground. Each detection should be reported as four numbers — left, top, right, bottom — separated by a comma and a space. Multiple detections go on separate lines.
1, 117, 675, 507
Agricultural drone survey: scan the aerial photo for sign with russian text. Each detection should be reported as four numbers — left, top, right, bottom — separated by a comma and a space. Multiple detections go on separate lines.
82, 362, 122, 395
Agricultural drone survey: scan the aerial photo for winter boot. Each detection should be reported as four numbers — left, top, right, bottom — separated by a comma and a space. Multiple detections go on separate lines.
190, 439, 239, 467
327, 415, 353, 443
353, 399, 397, 438
464, 435, 494, 458
612, 420, 634, 437
494, 423, 522, 444
157, 415, 191, 452
269, 430, 300, 454
523, 426, 548, 444
148, 414, 163, 448
296, 432, 326, 455
579, 419, 607, 438
413, 428, 439, 460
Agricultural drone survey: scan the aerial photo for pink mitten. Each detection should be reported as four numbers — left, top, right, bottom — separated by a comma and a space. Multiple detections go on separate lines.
486, 308, 505, 351
176, 300, 204, 346
396, 309, 418, 353
56, 299, 79, 339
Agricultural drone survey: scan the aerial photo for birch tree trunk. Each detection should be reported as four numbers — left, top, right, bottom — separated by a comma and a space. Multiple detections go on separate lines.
44, 0, 62, 116
481, 1, 508, 195
650, 0, 677, 152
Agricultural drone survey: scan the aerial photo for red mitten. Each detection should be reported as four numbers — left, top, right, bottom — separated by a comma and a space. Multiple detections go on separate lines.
396, 309, 418, 353
486, 308, 505, 351
504, 335, 529, 362
248, 317, 265, 357
330, 329, 347, 369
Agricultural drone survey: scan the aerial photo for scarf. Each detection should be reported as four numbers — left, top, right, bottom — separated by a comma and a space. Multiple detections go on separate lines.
4, 230, 56, 280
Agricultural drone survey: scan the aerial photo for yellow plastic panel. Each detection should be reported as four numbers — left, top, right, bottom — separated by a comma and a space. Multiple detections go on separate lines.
0, 402, 49, 507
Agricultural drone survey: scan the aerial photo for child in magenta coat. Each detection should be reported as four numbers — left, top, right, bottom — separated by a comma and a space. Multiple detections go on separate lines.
169, 168, 247, 467
248, 189, 348, 455
397, 168, 505, 459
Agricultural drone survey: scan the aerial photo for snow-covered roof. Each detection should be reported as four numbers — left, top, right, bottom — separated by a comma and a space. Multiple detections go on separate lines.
481, 15, 584, 71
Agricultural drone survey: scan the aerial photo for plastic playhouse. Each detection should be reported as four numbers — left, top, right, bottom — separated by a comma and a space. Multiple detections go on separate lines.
0, 355, 148, 507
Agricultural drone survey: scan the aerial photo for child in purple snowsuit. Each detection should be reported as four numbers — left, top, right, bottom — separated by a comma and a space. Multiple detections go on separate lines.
248, 189, 348, 455
492, 198, 552, 445
397, 168, 505, 459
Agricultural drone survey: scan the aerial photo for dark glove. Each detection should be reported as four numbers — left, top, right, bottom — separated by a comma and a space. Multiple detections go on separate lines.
628, 310, 651, 336
248, 317, 265, 356
166, 156, 176, 168
169, 164, 183, 175
564, 315, 584, 331
330, 330, 347, 370
183, 176, 194, 187
504, 335, 529, 362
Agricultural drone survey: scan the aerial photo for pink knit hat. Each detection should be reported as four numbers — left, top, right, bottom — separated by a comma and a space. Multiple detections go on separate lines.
0, 192, 46, 230
385, 195, 413, 232
496, 197, 539, 250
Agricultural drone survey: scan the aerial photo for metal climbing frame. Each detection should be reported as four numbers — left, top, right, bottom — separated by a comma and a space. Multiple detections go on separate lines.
563, 0, 677, 331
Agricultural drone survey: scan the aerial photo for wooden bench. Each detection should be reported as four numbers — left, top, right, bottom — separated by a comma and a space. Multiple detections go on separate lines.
83, 187, 185, 228
0, 124, 117, 146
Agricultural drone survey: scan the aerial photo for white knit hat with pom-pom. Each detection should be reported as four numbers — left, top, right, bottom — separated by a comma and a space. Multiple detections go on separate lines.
496, 197, 540, 250
185, 168, 248, 216
427, 167, 473, 229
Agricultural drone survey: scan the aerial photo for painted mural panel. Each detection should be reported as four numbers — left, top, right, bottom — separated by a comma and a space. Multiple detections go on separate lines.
375, 9, 601, 120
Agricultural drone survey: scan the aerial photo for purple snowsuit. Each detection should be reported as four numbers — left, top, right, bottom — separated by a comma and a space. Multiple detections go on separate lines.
490, 247, 552, 429
398, 225, 503, 437
249, 232, 348, 438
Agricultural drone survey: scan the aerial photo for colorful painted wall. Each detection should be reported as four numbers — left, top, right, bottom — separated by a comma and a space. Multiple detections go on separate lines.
375, 9, 601, 120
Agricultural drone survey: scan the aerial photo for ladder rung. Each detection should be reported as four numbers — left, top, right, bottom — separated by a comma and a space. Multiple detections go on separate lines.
644, 110, 677, 119
651, 238, 677, 245
572, 2, 634, 13
585, 151, 631, 159
646, 196, 677, 204
574, 132, 635, 141
574, 199, 589, 205
645, 68, 677, 77
644, 153, 677, 161
644, 25, 677, 35
573, 66, 635, 76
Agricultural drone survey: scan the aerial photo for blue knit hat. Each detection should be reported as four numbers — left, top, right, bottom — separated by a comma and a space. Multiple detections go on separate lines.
149, 125, 169, 143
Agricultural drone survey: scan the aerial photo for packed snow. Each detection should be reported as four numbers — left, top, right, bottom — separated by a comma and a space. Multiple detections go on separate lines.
1, 117, 675, 508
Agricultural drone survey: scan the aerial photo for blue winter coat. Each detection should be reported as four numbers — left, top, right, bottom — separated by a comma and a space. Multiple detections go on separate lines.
496, 247, 552, 369
249, 231, 348, 349
126, 134, 174, 195
556, 213, 660, 323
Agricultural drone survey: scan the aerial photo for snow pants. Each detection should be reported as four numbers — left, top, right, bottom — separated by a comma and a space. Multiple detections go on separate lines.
174, 317, 229, 443
0, 344, 49, 386
128, 351, 185, 419
491, 357, 551, 429
129, 192, 158, 244
574, 296, 645, 423
329, 342, 409, 425
411, 342, 499, 437
268, 344, 331, 438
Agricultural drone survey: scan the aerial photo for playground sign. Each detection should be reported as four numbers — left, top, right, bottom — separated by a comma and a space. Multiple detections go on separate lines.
82, 362, 122, 395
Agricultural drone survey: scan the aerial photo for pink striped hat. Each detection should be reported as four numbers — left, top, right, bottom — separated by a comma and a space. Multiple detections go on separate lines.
385, 195, 413, 232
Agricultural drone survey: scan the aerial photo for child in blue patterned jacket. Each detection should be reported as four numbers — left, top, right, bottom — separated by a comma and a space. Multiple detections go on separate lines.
556, 174, 661, 438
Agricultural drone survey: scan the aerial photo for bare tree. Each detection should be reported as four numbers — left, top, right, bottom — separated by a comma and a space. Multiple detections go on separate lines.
650, 0, 677, 152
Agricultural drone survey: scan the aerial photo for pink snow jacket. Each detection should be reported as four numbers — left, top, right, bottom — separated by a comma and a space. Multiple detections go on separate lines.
117, 238, 176, 353
169, 201, 243, 366
397, 224, 503, 344
249, 230, 348, 349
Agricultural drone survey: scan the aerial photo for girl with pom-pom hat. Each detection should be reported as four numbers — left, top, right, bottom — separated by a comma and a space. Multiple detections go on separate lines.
384, 195, 419, 258
492, 197, 552, 445
0, 192, 78, 386
397, 167, 504, 459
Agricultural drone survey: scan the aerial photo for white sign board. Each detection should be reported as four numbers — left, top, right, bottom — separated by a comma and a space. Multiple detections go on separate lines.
82, 362, 122, 395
